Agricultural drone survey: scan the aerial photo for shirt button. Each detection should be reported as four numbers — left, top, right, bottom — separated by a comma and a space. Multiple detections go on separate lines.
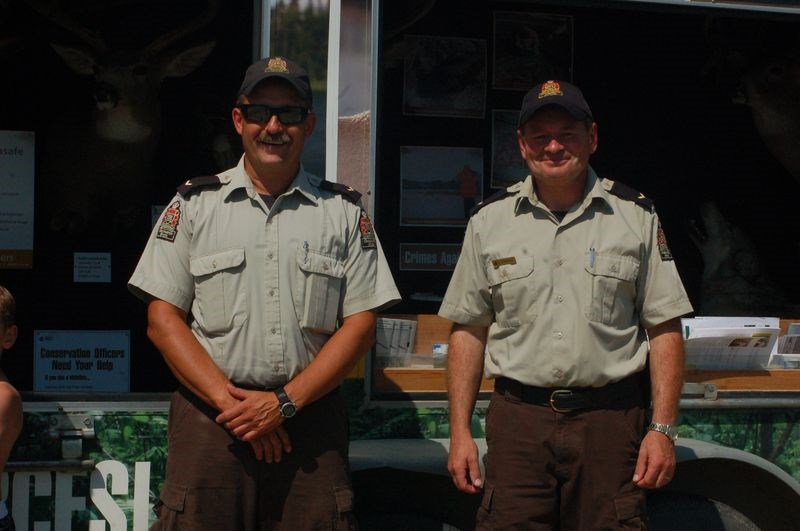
555, 259, 563, 267
323, 263, 329, 271
610, 264, 618, 272
212, 260, 217, 268
267, 252, 274, 260
271, 328, 277, 335
269, 289, 276, 297
554, 368, 564, 380
554, 331, 563, 339
556, 295, 564, 303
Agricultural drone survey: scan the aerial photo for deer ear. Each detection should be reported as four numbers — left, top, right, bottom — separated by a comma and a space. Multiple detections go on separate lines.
51, 43, 97, 75
161, 41, 216, 78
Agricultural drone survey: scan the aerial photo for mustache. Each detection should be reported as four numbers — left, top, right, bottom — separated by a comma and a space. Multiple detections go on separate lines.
257, 132, 291, 144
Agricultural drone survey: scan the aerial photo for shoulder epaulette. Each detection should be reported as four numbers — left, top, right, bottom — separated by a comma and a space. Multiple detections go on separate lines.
471, 188, 514, 216
177, 175, 222, 198
605, 179, 654, 211
318, 180, 362, 204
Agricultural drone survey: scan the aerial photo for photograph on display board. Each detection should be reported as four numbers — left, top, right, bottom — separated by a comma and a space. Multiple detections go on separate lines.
400, 146, 483, 226
402, 35, 487, 118
493, 11, 573, 90
492, 110, 530, 189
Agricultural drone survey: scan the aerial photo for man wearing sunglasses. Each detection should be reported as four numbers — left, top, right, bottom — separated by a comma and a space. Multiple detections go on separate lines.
129, 56, 400, 530
439, 80, 693, 529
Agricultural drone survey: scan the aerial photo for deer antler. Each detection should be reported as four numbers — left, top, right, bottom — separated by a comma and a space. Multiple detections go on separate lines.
143, 0, 220, 58
23, 0, 109, 53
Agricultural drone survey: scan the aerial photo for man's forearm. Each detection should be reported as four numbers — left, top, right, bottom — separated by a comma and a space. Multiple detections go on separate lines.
647, 317, 685, 424
447, 324, 488, 438
284, 310, 377, 410
147, 299, 234, 411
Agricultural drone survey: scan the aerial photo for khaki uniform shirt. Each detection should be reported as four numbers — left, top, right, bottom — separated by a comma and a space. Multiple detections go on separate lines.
439, 167, 693, 388
129, 157, 400, 387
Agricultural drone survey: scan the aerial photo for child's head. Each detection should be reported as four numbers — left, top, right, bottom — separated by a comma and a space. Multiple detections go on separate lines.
0, 285, 17, 354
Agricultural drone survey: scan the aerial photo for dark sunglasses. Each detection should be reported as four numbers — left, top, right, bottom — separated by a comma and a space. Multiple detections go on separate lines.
236, 104, 309, 125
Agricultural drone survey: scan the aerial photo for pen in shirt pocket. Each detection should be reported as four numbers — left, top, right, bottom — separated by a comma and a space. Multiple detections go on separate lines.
589, 247, 596, 268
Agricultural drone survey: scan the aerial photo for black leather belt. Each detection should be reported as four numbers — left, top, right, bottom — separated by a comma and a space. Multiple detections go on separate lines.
494, 373, 644, 413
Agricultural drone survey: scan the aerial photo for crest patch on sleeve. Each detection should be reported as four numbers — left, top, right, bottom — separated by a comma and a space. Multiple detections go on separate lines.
156, 200, 182, 242
359, 210, 377, 249
657, 222, 673, 261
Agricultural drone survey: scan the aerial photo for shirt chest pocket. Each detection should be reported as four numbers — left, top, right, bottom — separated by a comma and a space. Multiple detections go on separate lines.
485, 256, 535, 328
189, 248, 247, 334
297, 249, 345, 334
584, 253, 639, 325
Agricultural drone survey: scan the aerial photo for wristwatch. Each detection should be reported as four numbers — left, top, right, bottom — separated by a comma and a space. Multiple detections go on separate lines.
275, 387, 297, 419
648, 422, 679, 442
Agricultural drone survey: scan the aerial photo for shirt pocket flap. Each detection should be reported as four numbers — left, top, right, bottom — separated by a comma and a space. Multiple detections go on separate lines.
486, 256, 534, 287
298, 249, 345, 278
585, 253, 639, 281
189, 248, 245, 276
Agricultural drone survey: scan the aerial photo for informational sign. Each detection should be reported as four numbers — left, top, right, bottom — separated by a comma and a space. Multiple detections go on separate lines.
34, 330, 130, 392
0, 131, 35, 269
73, 252, 112, 283
399, 243, 461, 271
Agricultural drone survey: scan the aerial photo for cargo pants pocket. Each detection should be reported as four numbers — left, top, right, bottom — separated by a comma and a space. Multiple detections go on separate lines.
151, 480, 241, 531
334, 484, 358, 531
615, 491, 648, 530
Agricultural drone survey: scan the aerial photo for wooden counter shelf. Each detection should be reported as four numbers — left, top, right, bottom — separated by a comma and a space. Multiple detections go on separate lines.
685, 370, 800, 392
374, 367, 494, 394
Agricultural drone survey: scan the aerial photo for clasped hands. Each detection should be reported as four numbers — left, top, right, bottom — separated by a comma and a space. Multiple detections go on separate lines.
215, 383, 291, 463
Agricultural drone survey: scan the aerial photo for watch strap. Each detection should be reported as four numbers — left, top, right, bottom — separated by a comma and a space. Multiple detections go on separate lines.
648, 421, 678, 442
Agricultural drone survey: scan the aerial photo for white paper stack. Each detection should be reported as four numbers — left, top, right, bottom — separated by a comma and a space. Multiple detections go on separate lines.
374, 318, 418, 367
681, 317, 780, 370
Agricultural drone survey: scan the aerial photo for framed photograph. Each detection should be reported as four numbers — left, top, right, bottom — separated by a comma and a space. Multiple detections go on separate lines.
492, 110, 529, 189
400, 146, 483, 226
403, 35, 487, 118
493, 11, 573, 90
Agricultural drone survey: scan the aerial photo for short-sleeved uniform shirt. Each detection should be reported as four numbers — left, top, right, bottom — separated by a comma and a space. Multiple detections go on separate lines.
129, 157, 401, 388
439, 167, 693, 388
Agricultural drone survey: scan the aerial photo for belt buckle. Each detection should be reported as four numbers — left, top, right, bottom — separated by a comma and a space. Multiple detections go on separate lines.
549, 389, 574, 413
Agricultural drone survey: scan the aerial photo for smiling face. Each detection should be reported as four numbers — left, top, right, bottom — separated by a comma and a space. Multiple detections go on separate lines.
232, 78, 316, 192
517, 105, 597, 191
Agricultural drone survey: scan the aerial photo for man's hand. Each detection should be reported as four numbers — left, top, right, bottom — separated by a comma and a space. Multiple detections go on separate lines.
448, 434, 483, 494
633, 430, 676, 489
215, 384, 283, 441
249, 425, 292, 463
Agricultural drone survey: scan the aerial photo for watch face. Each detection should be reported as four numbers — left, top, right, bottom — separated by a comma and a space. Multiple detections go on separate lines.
280, 402, 297, 418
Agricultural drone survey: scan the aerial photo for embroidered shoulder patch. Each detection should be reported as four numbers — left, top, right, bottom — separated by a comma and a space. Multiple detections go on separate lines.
156, 200, 182, 242
359, 210, 377, 249
657, 221, 673, 261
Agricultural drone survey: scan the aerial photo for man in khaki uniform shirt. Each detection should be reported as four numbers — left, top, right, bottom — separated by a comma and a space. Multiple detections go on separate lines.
129, 57, 400, 530
439, 80, 693, 529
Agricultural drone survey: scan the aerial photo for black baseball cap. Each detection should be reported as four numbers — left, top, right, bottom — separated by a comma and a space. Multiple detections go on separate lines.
237, 56, 312, 106
518, 80, 593, 127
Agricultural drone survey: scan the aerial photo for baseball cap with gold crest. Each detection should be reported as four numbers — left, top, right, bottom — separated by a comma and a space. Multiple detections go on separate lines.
518, 80, 593, 128
237, 56, 312, 106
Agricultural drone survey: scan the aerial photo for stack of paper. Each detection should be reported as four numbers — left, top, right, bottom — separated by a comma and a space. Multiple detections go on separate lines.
681, 317, 780, 370
374, 318, 418, 368
773, 322, 800, 368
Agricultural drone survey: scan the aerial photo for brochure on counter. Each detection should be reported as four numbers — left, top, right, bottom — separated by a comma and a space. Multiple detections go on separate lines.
681, 317, 780, 370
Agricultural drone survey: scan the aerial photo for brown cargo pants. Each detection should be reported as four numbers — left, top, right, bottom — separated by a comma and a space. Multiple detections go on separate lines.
150, 386, 357, 531
477, 389, 649, 530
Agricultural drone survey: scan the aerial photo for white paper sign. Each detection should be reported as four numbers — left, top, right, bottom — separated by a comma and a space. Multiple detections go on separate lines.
0, 131, 35, 269
34, 330, 130, 392
74, 252, 112, 283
